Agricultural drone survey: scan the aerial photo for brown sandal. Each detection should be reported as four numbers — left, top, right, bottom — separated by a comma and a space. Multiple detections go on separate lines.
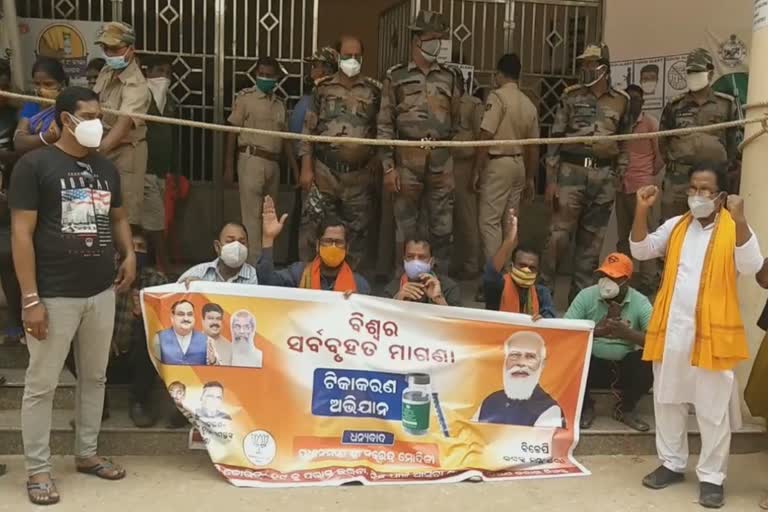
76, 457, 126, 480
26, 478, 60, 505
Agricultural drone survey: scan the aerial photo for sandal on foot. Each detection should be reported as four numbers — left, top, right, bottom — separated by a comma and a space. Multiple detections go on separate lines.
76, 457, 126, 480
26, 479, 60, 505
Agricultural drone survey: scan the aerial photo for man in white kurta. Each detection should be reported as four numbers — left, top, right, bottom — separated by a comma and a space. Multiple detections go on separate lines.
629, 166, 762, 509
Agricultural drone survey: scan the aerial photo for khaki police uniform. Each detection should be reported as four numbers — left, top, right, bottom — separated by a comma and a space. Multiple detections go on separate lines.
227, 86, 286, 262
94, 58, 151, 226
478, 81, 539, 259
451, 93, 483, 275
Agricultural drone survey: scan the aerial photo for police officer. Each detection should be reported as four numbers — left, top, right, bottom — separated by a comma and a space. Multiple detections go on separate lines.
450, 67, 483, 278
474, 53, 540, 271
659, 48, 739, 220
541, 43, 632, 302
298, 35, 381, 269
93, 22, 151, 229
224, 56, 298, 264
377, 10, 461, 270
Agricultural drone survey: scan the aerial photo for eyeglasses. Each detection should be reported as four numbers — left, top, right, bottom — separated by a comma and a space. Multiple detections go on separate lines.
686, 188, 719, 198
319, 238, 345, 248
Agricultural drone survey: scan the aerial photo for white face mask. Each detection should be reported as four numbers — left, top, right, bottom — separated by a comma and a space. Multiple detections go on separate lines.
147, 77, 171, 112
219, 241, 248, 268
67, 114, 103, 148
418, 39, 441, 63
598, 277, 620, 300
339, 57, 362, 78
687, 71, 710, 92
641, 81, 656, 95
688, 195, 718, 219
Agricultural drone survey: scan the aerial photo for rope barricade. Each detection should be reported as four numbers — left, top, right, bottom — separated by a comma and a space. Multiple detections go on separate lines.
3, 90, 768, 149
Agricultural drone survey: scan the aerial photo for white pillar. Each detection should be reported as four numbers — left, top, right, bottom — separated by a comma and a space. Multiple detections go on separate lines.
736, 1, 768, 416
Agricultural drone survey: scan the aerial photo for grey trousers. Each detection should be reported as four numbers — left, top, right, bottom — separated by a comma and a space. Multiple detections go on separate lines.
22, 287, 116, 476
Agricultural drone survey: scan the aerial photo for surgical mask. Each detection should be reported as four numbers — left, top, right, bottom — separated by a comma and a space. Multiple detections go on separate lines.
339, 57, 362, 78
37, 86, 61, 100
688, 195, 718, 219
147, 77, 171, 112
579, 64, 607, 87
641, 81, 656, 95
687, 71, 710, 92
256, 77, 277, 94
404, 259, 432, 280
105, 54, 129, 71
319, 246, 346, 268
219, 241, 248, 268
418, 39, 441, 62
67, 113, 103, 148
598, 277, 620, 300
510, 266, 537, 289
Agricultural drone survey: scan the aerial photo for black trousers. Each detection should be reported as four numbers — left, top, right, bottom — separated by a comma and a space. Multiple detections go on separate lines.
583, 350, 654, 413
0, 241, 21, 331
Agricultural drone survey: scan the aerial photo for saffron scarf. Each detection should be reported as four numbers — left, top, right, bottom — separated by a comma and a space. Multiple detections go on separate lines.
643, 210, 748, 371
499, 273, 539, 315
299, 258, 357, 292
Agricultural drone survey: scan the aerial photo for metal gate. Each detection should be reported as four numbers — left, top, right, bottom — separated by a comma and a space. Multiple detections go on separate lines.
377, 0, 602, 136
16, 0, 318, 183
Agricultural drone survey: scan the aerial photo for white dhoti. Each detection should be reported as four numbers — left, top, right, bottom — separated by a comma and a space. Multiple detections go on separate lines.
631, 214, 763, 485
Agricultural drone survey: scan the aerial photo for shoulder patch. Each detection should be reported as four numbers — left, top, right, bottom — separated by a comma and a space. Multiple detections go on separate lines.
668, 93, 688, 104
363, 76, 383, 91
235, 86, 258, 97
563, 84, 585, 94
613, 88, 630, 101
714, 91, 736, 102
385, 64, 405, 78
315, 75, 333, 87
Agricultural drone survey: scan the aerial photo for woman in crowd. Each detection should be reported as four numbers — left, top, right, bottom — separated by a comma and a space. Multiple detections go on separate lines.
13, 57, 68, 154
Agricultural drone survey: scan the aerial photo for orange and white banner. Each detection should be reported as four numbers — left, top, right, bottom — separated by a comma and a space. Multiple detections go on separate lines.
142, 282, 594, 487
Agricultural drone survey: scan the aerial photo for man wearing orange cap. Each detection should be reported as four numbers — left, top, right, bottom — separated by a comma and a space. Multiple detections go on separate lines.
564, 252, 653, 432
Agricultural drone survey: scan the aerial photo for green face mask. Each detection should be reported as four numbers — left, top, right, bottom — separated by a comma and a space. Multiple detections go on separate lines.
256, 77, 277, 94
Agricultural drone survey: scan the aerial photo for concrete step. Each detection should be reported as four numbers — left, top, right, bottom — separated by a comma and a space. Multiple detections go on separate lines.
0, 368, 133, 409
0, 342, 28, 368
0, 407, 763, 456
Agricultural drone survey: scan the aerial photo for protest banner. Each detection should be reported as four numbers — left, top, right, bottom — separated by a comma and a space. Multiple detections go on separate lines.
142, 282, 594, 487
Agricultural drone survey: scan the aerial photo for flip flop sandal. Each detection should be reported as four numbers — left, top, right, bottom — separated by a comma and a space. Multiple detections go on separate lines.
26, 480, 61, 505
76, 458, 126, 480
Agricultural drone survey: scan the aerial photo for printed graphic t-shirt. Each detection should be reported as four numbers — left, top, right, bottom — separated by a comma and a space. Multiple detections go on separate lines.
9, 146, 122, 298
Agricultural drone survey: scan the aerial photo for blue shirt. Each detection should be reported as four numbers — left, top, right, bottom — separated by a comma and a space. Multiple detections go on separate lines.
259, 247, 371, 294
482, 260, 555, 318
289, 95, 311, 155
20, 102, 56, 135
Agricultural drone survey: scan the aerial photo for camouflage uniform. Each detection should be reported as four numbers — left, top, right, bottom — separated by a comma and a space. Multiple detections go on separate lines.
659, 48, 739, 220
377, 10, 461, 269
541, 43, 632, 302
299, 72, 382, 269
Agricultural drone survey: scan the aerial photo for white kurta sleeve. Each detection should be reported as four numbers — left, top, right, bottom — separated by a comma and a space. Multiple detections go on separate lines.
735, 227, 763, 275
630, 216, 681, 261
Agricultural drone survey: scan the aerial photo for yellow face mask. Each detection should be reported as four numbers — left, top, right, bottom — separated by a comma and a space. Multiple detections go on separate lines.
37, 87, 61, 100
319, 245, 346, 268
510, 266, 537, 288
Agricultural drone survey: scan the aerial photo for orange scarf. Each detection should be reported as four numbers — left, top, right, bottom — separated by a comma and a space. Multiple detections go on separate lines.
299, 258, 357, 292
643, 210, 748, 371
500, 274, 539, 315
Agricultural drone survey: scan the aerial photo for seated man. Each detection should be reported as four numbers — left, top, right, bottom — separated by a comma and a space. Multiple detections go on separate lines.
385, 237, 461, 306
484, 209, 555, 319
260, 216, 370, 293
178, 196, 286, 285
564, 252, 653, 432
476, 331, 564, 428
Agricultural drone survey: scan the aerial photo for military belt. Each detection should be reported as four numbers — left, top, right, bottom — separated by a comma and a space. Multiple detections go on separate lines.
239, 145, 280, 162
489, 154, 522, 160
560, 153, 614, 168
316, 150, 372, 174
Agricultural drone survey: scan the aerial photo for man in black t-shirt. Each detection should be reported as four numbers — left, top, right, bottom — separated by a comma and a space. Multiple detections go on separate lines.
9, 87, 135, 505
